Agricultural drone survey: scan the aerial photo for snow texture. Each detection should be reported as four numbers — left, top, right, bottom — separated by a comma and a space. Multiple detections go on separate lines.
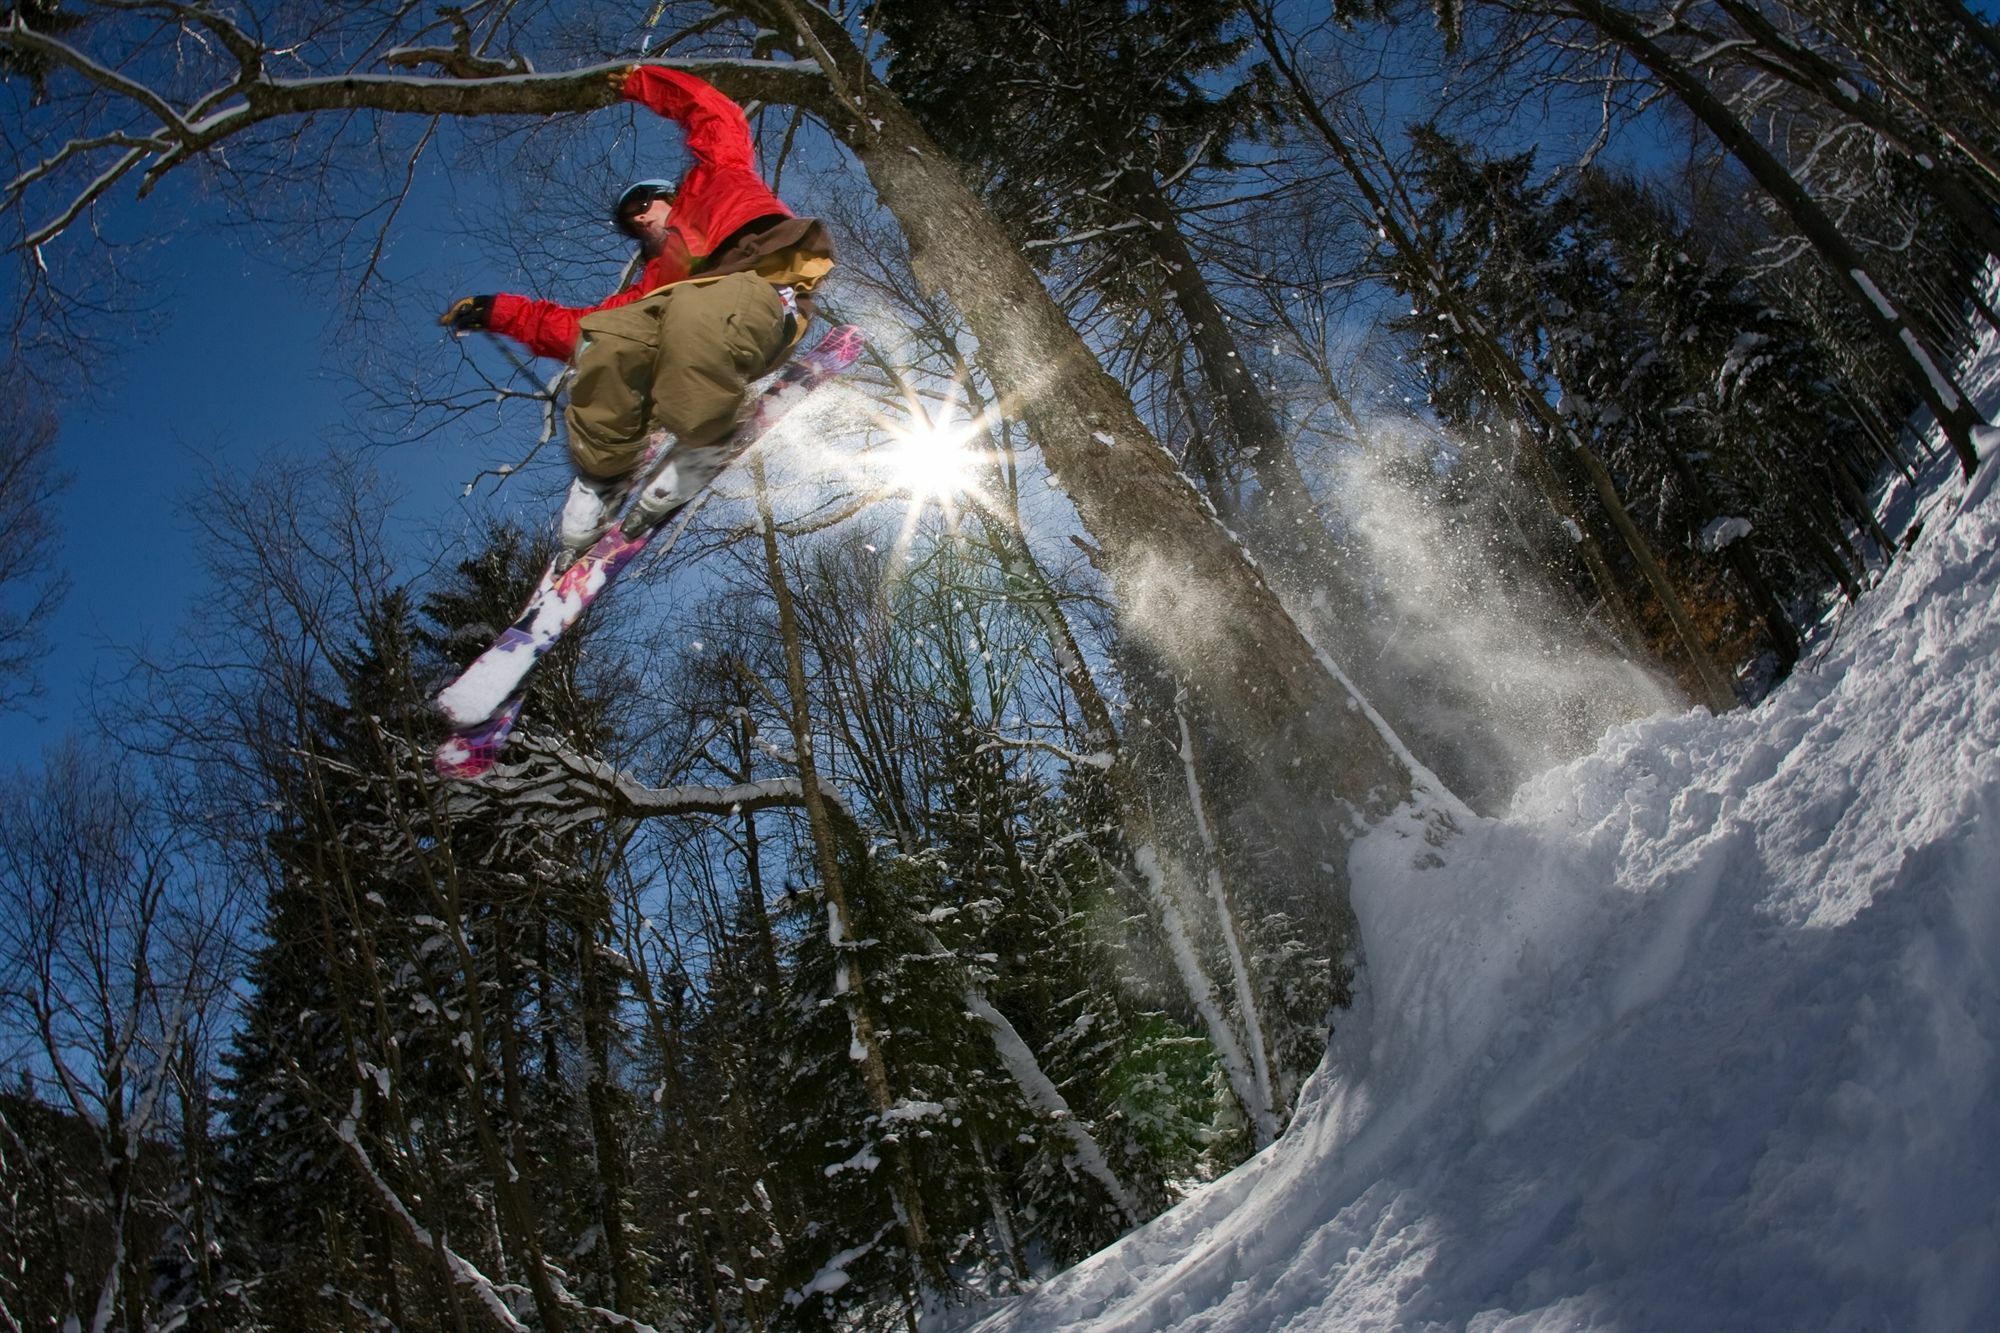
1697, 515, 1753, 552
1849, 267, 1901, 321
959, 387, 2000, 1329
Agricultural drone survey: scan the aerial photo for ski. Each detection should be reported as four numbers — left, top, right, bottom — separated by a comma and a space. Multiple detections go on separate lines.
434, 323, 866, 780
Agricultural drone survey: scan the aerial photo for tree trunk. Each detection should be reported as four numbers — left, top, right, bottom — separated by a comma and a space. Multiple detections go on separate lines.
750, 457, 947, 1297
1172, 687, 1280, 1136
1126, 173, 1355, 595
574, 894, 638, 1313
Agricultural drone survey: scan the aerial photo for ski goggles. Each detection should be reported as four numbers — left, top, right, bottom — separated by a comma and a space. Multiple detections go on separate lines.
613, 179, 678, 235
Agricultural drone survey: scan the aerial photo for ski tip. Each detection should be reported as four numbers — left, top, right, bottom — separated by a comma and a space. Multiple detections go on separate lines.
434, 735, 496, 782
435, 679, 499, 731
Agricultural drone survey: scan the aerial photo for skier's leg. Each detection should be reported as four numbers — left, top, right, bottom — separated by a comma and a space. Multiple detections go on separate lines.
556, 276, 784, 554
567, 295, 673, 473
649, 272, 788, 448
561, 295, 676, 555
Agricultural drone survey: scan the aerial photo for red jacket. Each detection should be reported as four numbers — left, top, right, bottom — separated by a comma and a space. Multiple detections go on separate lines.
489, 67, 795, 361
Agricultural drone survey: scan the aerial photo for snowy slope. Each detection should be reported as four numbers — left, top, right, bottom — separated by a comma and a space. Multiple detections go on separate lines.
963, 434, 2000, 1325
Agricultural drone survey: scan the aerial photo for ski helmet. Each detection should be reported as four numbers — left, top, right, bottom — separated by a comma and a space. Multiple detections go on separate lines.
613, 179, 677, 236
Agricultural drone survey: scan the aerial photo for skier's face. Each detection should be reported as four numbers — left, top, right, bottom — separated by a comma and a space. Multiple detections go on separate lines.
628, 198, 673, 256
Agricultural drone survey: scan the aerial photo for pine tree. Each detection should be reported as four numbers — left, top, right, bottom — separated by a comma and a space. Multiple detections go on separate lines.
1392, 128, 1904, 690
219, 586, 462, 1328
223, 527, 644, 1329
1393, 130, 1771, 692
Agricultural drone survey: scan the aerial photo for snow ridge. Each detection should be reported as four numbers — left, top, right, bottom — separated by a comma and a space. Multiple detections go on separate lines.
962, 440, 2000, 1327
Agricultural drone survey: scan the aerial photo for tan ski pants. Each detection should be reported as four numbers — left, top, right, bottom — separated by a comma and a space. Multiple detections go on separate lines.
565, 271, 789, 481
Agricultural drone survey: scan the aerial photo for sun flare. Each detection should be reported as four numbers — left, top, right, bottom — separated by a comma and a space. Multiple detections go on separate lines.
874, 416, 987, 503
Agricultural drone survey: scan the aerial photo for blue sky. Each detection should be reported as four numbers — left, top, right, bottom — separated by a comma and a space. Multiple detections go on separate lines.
0, 196, 540, 762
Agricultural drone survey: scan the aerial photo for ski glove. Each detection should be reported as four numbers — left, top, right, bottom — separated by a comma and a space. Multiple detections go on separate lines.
441, 295, 495, 332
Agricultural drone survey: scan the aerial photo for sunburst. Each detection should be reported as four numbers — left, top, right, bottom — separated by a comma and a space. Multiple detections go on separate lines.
855, 405, 1012, 564
872, 412, 988, 505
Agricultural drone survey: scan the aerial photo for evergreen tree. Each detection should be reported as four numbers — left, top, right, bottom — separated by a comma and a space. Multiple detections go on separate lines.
1391, 130, 1899, 691
219, 586, 465, 1328
222, 527, 644, 1328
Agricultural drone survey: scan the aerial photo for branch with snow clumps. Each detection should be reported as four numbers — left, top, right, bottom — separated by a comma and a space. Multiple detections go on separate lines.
459, 731, 856, 831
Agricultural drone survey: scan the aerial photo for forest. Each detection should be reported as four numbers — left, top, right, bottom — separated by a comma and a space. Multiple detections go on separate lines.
0, 0, 1994, 1329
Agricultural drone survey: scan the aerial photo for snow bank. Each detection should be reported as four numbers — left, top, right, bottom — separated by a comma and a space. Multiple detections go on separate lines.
961, 444, 2000, 1326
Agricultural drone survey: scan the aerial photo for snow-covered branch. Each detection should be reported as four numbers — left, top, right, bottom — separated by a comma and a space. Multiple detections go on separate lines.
1021, 219, 1152, 253
971, 732, 1115, 771
458, 733, 855, 829
331, 1110, 531, 1332
381, 47, 535, 80
959, 988, 1145, 1225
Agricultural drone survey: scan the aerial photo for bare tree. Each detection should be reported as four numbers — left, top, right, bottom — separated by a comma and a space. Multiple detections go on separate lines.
0, 741, 239, 1333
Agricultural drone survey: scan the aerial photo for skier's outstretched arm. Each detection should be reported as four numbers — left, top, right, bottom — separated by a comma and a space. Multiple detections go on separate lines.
437, 71, 651, 359
442, 287, 646, 362
615, 65, 757, 173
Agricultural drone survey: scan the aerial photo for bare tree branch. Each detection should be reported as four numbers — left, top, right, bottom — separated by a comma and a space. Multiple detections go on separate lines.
0, 12, 833, 249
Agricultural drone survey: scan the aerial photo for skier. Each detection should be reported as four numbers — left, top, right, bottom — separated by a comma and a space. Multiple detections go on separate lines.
441, 64, 836, 559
